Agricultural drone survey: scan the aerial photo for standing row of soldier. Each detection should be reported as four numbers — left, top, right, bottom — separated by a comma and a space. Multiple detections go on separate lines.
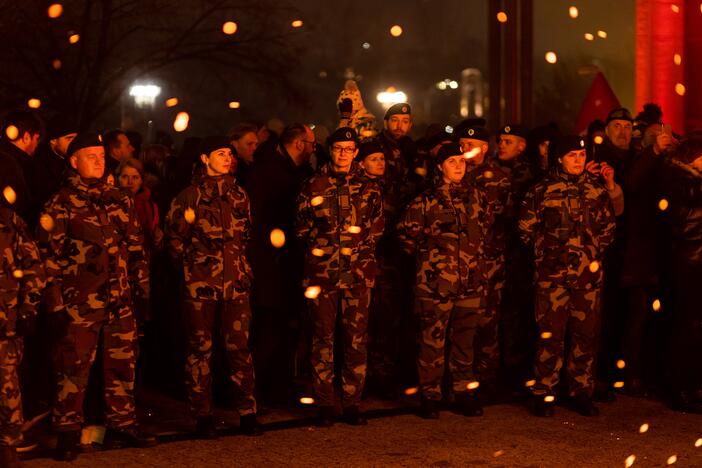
0, 97, 700, 466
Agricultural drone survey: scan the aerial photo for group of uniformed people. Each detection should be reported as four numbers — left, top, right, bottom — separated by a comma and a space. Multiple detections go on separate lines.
1, 96, 701, 466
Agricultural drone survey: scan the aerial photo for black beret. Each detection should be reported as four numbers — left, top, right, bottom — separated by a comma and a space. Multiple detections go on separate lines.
66, 132, 103, 157
498, 124, 528, 139
606, 107, 633, 124
46, 114, 78, 141
356, 139, 383, 161
453, 118, 487, 138
422, 130, 452, 151
384, 103, 411, 120
553, 135, 586, 159
329, 127, 359, 146
198, 136, 232, 156
436, 142, 463, 165
457, 125, 490, 143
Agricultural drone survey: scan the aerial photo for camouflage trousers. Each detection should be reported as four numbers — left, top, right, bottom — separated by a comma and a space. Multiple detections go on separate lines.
532, 286, 602, 397
367, 267, 403, 380
0, 338, 23, 447
473, 258, 503, 383
53, 306, 137, 431
184, 299, 256, 417
416, 292, 487, 402
309, 287, 371, 407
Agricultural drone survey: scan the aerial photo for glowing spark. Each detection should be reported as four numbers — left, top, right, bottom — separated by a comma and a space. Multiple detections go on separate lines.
675, 83, 686, 96
415, 167, 427, 176
545, 51, 558, 64
173, 112, 190, 132
625, 454, 636, 467
68, 34, 80, 44
311, 248, 325, 257
589, 261, 600, 273
496, 11, 508, 23
347, 226, 362, 234
525, 379, 536, 387
222, 21, 238, 35
695, 438, 702, 447
584, 33, 595, 41
390, 25, 403, 37
569, 6, 579, 18
484, 170, 494, 179
541, 331, 553, 339
616, 359, 626, 369
270, 229, 286, 248
673, 54, 682, 65
658, 199, 669, 211
311, 196, 324, 207
493, 450, 505, 457
184, 208, 196, 224
340, 247, 352, 256
165, 98, 178, 107
594, 135, 604, 145
5, 125, 18, 140
614, 381, 625, 388
467, 381, 480, 390
3, 186, 17, 205
299, 397, 315, 405
463, 148, 481, 159
404, 387, 418, 395
12, 270, 23, 279
27, 98, 41, 109
544, 395, 555, 403
597, 30, 607, 39
652, 299, 662, 312
39, 214, 55, 232
48, 3, 63, 18
291, 19, 303, 28
52, 59, 62, 70
671, 4, 680, 13
228, 101, 241, 109
667, 455, 677, 465
304, 286, 322, 299
639, 423, 649, 433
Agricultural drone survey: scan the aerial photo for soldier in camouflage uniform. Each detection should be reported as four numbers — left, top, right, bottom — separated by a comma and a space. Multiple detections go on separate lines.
494, 124, 538, 387
296, 127, 384, 426
397, 142, 489, 419
459, 127, 512, 390
37, 133, 156, 461
165, 136, 262, 438
518, 135, 616, 417
0, 205, 45, 467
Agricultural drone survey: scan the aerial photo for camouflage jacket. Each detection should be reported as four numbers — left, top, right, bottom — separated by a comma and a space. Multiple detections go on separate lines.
0, 207, 45, 337
378, 131, 421, 210
296, 162, 384, 289
464, 161, 512, 259
38, 172, 148, 314
397, 181, 488, 298
518, 168, 616, 289
166, 174, 253, 301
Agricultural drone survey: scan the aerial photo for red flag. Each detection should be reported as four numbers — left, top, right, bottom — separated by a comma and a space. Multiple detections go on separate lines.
574, 72, 621, 134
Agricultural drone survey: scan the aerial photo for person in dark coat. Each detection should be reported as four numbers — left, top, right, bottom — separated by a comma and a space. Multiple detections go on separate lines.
244, 123, 314, 405
32, 115, 77, 209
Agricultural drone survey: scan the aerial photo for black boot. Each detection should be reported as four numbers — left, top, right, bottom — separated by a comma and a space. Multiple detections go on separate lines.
592, 381, 617, 403
341, 406, 368, 426
0, 446, 20, 468
530, 394, 555, 417
103, 425, 159, 449
195, 415, 218, 439
239, 414, 264, 436
455, 392, 483, 417
566, 393, 600, 417
54, 430, 81, 462
316, 406, 335, 427
419, 397, 440, 419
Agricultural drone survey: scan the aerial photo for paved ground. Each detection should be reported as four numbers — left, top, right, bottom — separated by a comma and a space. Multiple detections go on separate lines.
23, 394, 702, 467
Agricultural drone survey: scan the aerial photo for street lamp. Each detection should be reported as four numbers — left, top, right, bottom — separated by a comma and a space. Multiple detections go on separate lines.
129, 83, 161, 108
376, 87, 408, 108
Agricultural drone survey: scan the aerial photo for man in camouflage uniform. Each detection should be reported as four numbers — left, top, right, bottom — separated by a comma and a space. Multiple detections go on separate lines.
397, 142, 489, 419
494, 124, 538, 387
0, 205, 45, 467
296, 127, 384, 426
37, 133, 156, 461
459, 126, 512, 391
519, 135, 616, 417
166, 136, 262, 438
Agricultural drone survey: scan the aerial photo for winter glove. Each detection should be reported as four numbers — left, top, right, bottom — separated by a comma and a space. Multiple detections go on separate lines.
339, 98, 353, 119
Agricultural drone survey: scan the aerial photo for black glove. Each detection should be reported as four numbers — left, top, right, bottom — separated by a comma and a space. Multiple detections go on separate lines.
339, 98, 353, 119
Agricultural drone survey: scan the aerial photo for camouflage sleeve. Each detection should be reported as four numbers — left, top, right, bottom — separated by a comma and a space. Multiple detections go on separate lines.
596, 191, 616, 251
518, 188, 538, 246
366, 184, 385, 249
13, 212, 46, 318
164, 193, 191, 264
295, 184, 313, 244
124, 196, 150, 299
36, 197, 68, 313
240, 187, 253, 246
396, 194, 425, 256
